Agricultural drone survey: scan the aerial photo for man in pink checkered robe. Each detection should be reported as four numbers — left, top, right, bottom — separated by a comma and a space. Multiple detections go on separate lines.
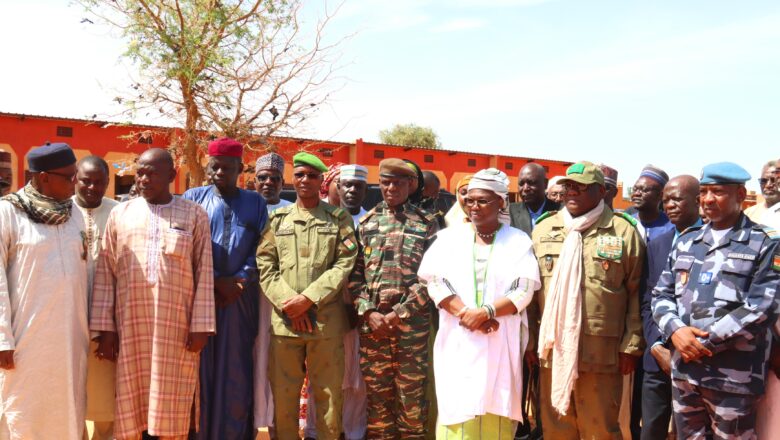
91, 149, 215, 440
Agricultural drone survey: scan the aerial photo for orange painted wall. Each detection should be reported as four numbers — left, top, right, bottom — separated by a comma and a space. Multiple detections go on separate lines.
0, 112, 573, 196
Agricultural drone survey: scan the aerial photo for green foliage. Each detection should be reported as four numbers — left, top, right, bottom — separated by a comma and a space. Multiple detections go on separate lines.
379, 123, 441, 149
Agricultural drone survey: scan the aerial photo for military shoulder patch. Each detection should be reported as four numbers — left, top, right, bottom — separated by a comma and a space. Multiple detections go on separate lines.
772, 254, 780, 271
615, 212, 638, 227
535, 210, 557, 225
756, 225, 780, 240
342, 236, 357, 251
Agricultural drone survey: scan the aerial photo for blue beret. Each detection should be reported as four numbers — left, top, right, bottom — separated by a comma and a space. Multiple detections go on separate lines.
27, 143, 77, 172
699, 162, 751, 185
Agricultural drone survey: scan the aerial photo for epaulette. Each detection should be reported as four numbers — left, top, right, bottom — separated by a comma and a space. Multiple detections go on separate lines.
679, 224, 704, 237
534, 210, 557, 225
614, 212, 638, 228
268, 205, 292, 220
359, 207, 376, 224
754, 224, 780, 240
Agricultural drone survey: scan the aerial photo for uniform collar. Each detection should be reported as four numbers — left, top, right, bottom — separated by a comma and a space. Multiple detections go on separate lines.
694, 213, 750, 247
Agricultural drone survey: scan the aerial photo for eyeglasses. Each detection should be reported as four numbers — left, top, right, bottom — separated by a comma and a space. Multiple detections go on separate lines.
561, 182, 589, 194
548, 191, 566, 198
759, 177, 777, 187
256, 174, 282, 183
44, 170, 77, 181
293, 172, 321, 180
464, 198, 499, 208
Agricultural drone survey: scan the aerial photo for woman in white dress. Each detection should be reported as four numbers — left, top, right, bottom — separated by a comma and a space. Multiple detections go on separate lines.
418, 168, 540, 440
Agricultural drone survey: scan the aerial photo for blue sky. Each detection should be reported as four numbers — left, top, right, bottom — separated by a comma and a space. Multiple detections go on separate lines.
1, 0, 777, 193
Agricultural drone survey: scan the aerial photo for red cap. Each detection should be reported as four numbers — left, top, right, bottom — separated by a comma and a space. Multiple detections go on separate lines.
207, 138, 243, 157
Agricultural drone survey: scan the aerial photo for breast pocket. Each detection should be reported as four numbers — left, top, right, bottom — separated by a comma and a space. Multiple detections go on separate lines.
713, 258, 753, 303
315, 226, 338, 268
400, 227, 426, 271
164, 229, 193, 258
588, 258, 624, 290
274, 229, 296, 268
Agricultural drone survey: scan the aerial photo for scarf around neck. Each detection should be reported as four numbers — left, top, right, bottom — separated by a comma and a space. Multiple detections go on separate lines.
2, 182, 73, 225
537, 200, 605, 415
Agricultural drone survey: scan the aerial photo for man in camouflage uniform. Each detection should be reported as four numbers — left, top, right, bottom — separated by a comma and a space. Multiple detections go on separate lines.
530, 161, 645, 440
256, 152, 358, 440
652, 162, 780, 439
350, 158, 439, 440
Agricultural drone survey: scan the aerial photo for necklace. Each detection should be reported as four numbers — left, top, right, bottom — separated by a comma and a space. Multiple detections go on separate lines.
475, 226, 500, 239
472, 224, 502, 306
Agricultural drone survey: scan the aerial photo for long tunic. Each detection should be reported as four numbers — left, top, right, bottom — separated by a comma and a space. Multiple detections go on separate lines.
418, 224, 540, 426
74, 196, 119, 422
0, 198, 89, 439
183, 186, 267, 440
90, 197, 215, 438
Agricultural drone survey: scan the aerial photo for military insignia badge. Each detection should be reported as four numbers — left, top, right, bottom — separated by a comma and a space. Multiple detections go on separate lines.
544, 255, 554, 272
596, 236, 623, 260
342, 237, 357, 252
772, 254, 780, 272
364, 245, 372, 257
699, 271, 713, 285
680, 271, 689, 285
601, 260, 610, 271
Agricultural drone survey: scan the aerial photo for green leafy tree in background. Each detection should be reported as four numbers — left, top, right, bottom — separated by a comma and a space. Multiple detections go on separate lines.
379, 123, 441, 149
80, 0, 344, 185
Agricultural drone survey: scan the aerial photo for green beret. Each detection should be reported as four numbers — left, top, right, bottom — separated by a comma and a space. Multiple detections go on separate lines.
292, 152, 328, 173
379, 158, 416, 178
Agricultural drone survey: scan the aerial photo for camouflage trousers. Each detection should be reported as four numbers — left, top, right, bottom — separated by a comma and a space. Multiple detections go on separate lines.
359, 319, 430, 440
672, 379, 758, 440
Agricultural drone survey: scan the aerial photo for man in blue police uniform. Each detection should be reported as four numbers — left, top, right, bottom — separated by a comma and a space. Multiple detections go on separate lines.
651, 162, 780, 439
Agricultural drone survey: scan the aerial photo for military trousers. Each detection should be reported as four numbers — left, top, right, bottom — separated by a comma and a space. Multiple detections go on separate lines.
269, 335, 344, 440
539, 367, 623, 440
671, 378, 758, 440
359, 321, 430, 440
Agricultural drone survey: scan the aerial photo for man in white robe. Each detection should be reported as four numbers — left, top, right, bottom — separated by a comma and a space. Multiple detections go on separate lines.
74, 156, 119, 440
0, 143, 89, 439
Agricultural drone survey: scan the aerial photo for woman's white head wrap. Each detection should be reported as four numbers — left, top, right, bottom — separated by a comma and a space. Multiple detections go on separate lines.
467, 168, 510, 203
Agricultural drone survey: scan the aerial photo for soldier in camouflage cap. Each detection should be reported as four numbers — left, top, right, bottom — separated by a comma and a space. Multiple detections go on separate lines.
348, 158, 439, 439
652, 162, 780, 439
530, 161, 645, 439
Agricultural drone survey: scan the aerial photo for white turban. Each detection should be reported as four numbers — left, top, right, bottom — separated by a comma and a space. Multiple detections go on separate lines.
467, 168, 510, 202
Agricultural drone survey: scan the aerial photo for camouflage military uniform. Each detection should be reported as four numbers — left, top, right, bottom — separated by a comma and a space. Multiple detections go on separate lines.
530, 208, 645, 440
256, 202, 358, 440
349, 201, 438, 440
651, 214, 780, 439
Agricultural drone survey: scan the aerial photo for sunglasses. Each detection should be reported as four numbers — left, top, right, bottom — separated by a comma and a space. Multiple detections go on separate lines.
293, 172, 321, 180
256, 174, 282, 183
759, 177, 777, 187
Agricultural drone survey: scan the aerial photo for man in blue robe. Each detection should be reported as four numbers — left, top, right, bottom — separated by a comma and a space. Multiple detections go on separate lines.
184, 138, 268, 439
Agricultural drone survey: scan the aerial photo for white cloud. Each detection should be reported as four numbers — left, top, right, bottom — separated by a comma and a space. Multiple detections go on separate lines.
430, 18, 486, 33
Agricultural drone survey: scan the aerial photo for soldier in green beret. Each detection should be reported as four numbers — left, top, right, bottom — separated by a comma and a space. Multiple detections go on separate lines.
256, 152, 358, 440
349, 158, 439, 439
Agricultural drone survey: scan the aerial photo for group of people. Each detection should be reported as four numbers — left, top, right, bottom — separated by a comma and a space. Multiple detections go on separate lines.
0, 137, 778, 440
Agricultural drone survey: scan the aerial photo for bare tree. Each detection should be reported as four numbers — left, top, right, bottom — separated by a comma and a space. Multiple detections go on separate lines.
80, 0, 345, 185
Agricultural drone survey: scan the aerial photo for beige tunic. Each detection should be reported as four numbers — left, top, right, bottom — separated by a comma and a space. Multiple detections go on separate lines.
74, 196, 119, 422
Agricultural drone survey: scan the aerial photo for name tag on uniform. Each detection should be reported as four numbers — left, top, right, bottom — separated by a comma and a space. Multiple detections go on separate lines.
727, 253, 756, 261
699, 271, 713, 284
596, 236, 623, 260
